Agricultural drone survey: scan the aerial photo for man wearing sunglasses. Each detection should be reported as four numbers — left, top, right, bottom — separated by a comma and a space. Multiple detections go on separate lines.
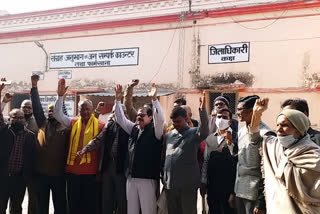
114, 83, 164, 214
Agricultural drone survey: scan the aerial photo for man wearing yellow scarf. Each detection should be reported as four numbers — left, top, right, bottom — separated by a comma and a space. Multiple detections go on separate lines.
54, 79, 105, 214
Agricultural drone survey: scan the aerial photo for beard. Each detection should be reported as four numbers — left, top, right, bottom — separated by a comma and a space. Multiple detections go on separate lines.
24, 113, 33, 120
10, 122, 25, 132
48, 117, 56, 123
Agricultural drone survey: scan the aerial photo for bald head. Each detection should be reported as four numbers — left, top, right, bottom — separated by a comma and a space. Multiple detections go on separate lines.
9, 108, 25, 126
21, 100, 32, 107
78, 99, 93, 109
9, 108, 24, 117
78, 99, 93, 122
21, 100, 33, 117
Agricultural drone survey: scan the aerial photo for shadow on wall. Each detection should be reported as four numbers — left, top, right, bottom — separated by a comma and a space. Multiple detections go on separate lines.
194, 72, 254, 89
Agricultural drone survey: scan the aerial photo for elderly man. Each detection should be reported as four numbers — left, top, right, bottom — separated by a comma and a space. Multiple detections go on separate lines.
0, 82, 38, 214
20, 100, 38, 135
249, 98, 320, 213
114, 83, 164, 214
163, 94, 208, 214
281, 98, 320, 146
0, 92, 40, 214
54, 79, 105, 214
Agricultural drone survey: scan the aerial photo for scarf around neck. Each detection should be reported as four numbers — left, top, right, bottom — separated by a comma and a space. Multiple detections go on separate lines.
67, 114, 99, 166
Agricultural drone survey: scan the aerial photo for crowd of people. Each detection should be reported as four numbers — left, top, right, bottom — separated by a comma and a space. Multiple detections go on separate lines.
0, 76, 319, 214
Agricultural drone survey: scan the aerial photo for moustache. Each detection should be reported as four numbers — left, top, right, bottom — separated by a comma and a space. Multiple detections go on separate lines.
137, 118, 144, 122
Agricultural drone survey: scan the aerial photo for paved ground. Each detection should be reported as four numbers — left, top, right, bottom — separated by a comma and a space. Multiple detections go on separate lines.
7, 190, 207, 214
6, 191, 54, 214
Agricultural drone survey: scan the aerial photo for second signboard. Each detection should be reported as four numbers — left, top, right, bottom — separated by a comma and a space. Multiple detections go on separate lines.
58, 70, 72, 79
208, 42, 250, 64
39, 95, 75, 117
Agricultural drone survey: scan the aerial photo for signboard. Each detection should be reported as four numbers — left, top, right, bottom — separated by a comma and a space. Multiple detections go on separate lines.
208, 42, 250, 64
32, 71, 44, 80
58, 70, 72, 79
50, 47, 139, 69
39, 95, 75, 117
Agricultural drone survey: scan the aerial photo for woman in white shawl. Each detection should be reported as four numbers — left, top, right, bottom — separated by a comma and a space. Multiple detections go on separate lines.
249, 98, 320, 214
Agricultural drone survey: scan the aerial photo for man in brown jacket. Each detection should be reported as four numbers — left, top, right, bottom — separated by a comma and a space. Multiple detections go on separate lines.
30, 75, 70, 214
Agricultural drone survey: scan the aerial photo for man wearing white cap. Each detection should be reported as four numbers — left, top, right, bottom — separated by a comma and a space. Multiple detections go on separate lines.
249, 98, 320, 213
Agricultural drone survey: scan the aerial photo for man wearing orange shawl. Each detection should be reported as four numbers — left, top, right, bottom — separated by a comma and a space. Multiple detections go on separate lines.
54, 79, 105, 214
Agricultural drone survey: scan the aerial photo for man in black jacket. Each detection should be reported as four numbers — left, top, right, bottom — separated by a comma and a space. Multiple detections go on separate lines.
201, 109, 237, 214
78, 104, 129, 214
113, 83, 164, 214
0, 81, 38, 214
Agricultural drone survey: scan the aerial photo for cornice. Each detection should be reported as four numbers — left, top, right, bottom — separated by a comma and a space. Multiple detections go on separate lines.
0, 0, 290, 33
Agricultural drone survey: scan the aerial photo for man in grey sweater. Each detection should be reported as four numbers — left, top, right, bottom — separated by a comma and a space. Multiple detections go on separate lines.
162, 94, 209, 214
235, 95, 273, 214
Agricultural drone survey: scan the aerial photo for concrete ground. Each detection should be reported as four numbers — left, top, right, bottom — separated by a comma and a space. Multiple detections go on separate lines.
7, 190, 207, 214
6, 191, 54, 214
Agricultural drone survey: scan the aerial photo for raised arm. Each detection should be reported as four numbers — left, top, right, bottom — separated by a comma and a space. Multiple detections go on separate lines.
53, 79, 72, 128
114, 84, 135, 135
1, 93, 12, 113
249, 98, 269, 145
0, 80, 6, 129
30, 75, 46, 128
62, 89, 70, 117
0, 101, 6, 113
149, 83, 164, 140
124, 79, 139, 122
195, 93, 209, 143
93, 102, 105, 119
77, 123, 110, 158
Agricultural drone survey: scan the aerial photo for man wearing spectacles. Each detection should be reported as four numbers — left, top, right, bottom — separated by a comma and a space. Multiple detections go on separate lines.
114, 83, 164, 214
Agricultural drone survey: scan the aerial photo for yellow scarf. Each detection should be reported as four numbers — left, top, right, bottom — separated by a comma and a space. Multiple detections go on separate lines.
67, 114, 99, 166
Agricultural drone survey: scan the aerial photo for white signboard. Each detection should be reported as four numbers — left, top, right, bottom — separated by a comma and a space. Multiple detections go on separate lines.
208, 42, 250, 64
58, 70, 72, 79
39, 95, 75, 117
32, 71, 44, 80
50, 47, 139, 69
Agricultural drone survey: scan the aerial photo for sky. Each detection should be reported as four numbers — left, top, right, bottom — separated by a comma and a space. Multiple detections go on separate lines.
0, 0, 117, 14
